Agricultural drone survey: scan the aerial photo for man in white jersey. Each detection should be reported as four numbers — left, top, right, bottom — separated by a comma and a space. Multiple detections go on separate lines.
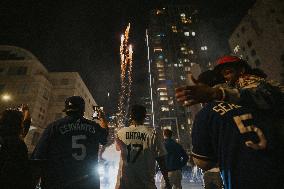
115, 105, 171, 189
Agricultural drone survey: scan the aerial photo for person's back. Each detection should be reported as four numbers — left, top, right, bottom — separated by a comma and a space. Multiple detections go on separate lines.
32, 96, 108, 189
116, 125, 165, 189
0, 110, 32, 189
115, 104, 170, 189
161, 129, 188, 189
163, 133, 188, 172
192, 101, 282, 189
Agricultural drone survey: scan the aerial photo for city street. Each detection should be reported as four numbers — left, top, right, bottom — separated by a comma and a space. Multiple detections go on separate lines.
156, 181, 203, 189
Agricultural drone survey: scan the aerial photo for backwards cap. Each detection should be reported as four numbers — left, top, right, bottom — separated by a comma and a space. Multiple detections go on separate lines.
63, 96, 85, 112
214, 55, 248, 72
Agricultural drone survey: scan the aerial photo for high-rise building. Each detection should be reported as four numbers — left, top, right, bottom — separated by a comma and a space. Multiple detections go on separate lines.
147, 5, 210, 150
229, 0, 284, 83
0, 45, 97, 151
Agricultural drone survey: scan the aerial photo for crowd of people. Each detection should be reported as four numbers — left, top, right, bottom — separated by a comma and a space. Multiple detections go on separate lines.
0, 55, 283, 189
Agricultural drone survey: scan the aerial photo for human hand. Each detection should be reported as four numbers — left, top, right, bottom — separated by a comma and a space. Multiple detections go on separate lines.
175, 85, 222, 106
21, 104, 29, 112
98, 109, 108, 129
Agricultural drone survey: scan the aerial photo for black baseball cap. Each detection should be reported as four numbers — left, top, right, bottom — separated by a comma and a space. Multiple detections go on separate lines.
63, 96, 85, 112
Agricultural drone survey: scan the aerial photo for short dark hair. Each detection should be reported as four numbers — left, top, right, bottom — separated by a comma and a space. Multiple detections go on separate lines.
163, 129, 173, 138
130, 105, 146, 123
0, 109, 23, 136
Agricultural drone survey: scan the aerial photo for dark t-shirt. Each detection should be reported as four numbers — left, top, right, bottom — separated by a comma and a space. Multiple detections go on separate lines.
32, 116, 108, 189
164, 138, 189, 171
0, 135, 32, 189
192, 101, 283, 189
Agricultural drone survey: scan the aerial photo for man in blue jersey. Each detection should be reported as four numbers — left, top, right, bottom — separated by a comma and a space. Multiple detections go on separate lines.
191, 100, 283, 189
32, 96, 108, 189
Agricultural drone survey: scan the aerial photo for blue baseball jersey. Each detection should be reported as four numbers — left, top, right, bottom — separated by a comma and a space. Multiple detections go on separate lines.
192, 101, 283, 189
32, 116, 108, 189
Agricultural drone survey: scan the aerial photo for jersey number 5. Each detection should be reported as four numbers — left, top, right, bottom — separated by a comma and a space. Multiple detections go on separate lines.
72, 135, 87, 160
233, 114, 267, 150
127, 144, 143, 163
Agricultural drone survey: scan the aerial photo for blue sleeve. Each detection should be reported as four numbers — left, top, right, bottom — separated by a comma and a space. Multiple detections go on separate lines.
31, 124, 53, 159
191, 109, 216, 161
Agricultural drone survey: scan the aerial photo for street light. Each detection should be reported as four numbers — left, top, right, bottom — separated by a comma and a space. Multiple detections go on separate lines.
1, 94, 12, 102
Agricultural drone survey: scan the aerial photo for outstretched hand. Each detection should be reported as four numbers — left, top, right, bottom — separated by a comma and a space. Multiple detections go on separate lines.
175, 76, 222, 106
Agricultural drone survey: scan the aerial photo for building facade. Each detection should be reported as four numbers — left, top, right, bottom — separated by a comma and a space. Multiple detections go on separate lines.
229, 0, 284, 83
147, 5, 210, 150
0, 45, 97, 151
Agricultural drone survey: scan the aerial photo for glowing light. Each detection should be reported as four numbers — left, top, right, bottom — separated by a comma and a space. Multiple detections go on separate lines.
118, 23, 134, 127
1, 94, 11, 101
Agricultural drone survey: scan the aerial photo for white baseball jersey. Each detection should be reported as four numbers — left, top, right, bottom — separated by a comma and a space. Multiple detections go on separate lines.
115, 125, 167, 189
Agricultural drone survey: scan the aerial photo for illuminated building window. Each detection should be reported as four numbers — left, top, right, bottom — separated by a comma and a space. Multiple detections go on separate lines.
157, 87, 167, 91
161, 106, 169, 111
181, 124, 185, 129
174, 64, 178, 67
184, 59, 189, 62
168, 100, 174, 105
201, 46, 208, 51
156, 10, 162, 15
184, 32, 190, 36
180, 76, 186, 80
188, 118, 192, 124
180, 13, 186, 17
159, 73, 165, 77
185, 67, 191, 71
156, 62, 164, 68
189, 50, 194, 54
160, 97, 169, 101
159, 77, 166, 81
180, 47, 186, 51
160, 91, 168, 96
172, 26, 178, 33
179, 64, 183, 67
192, 32, 196, 36
154, 48, 163, 52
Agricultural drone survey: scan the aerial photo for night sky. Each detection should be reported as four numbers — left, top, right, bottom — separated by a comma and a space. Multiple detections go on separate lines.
0, 0, 255, 114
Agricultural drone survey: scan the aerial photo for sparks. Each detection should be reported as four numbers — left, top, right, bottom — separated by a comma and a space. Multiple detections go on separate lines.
117, 23, 134, 127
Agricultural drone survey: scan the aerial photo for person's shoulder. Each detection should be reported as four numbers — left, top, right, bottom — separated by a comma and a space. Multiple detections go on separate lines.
195, 102, 217, 117
48, 116, 68, 127
82, 117, 100, 126
117, 126, 128, 134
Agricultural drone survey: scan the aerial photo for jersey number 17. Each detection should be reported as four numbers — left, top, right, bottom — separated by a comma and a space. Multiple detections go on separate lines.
127, 144, 143, 163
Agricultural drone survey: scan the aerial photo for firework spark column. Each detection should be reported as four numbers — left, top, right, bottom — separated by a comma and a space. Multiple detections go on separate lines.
117, 23, 133, 127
